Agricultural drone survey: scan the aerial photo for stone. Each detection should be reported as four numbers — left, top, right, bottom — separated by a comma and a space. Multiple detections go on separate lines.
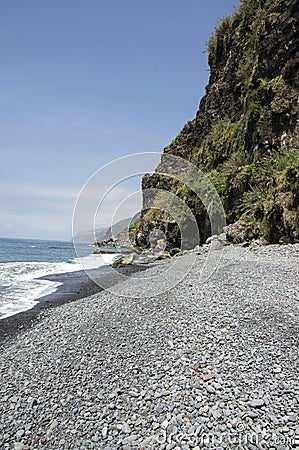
49, 419, 59, 429
210, 240, 224, 251
122, 422, 131, 434
267, 413, 279, 425
206, 385, 216, 394
250, 399, 265, 408
161, 419, 169, 429
126, 435, 138, 442
30, 398, 38, 407
128, 390, 139, 398
112, 253, 136, 267
285, 414, 297, 422
224, 221, 256, 244
14, 444, 24, 450
16, 430, 25, 441
205, 235, 218, 244
202, 373, 213, 381
102, 426, 108, 438
140, 436, 153, 446
91, 434, 99, 442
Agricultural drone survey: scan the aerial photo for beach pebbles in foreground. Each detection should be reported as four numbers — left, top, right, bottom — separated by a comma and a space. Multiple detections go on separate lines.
0, 244, 298, 449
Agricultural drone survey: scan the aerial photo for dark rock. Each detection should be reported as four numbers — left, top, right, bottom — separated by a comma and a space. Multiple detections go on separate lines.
224, 221, 257, 244
30, 398, 38, 407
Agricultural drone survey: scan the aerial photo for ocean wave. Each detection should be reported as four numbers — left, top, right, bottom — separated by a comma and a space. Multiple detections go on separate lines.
0, 253, 119, 319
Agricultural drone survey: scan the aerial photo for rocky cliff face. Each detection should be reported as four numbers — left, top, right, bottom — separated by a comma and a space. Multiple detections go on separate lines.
136, 0, 299, 248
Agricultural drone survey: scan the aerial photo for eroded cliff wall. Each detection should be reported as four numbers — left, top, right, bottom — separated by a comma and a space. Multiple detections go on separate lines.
136, 0, 299, 248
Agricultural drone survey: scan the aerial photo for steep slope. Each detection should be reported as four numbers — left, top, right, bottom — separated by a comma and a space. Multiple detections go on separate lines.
136, 0, 299, 248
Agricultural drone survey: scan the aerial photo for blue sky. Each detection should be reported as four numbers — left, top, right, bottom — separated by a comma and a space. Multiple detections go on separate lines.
0, 0, 238, 240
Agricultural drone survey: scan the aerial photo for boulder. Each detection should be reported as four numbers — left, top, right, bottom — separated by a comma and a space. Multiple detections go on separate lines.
224, 221, 257, 244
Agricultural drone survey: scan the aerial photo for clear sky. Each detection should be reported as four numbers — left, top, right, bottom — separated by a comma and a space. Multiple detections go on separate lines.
0, 0, 238, 241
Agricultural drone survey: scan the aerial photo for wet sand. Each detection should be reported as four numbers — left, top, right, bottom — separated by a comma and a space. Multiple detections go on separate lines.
0, 264, 147, 343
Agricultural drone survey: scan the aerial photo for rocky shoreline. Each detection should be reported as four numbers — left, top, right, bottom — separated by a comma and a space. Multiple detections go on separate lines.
0, 244, 298, 449
0, 264, 147, 344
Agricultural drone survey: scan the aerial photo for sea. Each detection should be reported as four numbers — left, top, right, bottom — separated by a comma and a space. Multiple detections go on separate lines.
0, 237, 117, 319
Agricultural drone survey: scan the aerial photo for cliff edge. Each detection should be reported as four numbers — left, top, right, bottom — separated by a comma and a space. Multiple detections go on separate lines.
136, 0, 299, 248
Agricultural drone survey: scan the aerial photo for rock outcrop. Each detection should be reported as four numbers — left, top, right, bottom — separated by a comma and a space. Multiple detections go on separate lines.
136, 0, 299, 248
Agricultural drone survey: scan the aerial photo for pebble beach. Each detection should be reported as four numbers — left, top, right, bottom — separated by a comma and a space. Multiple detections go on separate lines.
0, 244, 298, 450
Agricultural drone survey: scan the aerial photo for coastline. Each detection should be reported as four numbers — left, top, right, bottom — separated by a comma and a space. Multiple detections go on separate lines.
0, 263, 147, 344
0, 244, 298, 449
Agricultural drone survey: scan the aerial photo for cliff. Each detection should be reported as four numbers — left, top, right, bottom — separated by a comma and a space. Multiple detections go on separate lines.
136, 0, 299, 248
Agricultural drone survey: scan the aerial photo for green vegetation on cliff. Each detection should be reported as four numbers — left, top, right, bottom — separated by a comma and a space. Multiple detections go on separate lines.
136, 0, 299, 247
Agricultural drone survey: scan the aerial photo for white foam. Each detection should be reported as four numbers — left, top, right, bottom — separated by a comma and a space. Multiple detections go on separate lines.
0, 253, 120, 319
0, 279, 62, 319
73, 253, 118, 270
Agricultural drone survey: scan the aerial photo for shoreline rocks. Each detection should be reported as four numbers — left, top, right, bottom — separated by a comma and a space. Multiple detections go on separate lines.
0, 244, 298, 449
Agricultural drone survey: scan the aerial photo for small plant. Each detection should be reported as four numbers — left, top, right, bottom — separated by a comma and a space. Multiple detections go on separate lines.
241, 140, 299, 242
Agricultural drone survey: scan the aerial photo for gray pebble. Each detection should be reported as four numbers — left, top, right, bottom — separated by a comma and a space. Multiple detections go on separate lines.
122, 422, 131, 434
250, 399, 265, 408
